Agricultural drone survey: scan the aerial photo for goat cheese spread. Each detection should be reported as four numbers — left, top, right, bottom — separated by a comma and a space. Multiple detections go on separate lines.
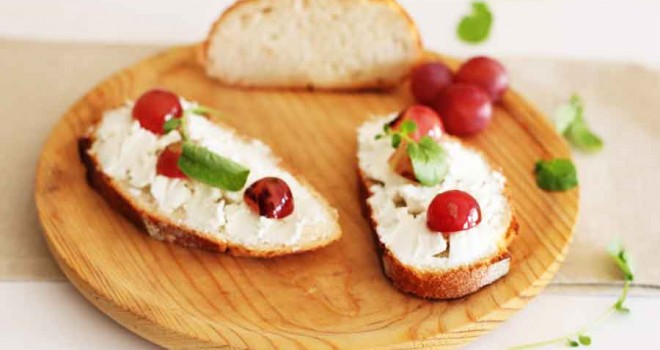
357, 115, 512, 269
90, 100, 334, 249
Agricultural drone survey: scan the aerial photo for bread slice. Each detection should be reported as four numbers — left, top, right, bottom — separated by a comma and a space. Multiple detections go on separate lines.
204, 0, 423, 90
357, 115, 518, 299
79, 99, 341, 258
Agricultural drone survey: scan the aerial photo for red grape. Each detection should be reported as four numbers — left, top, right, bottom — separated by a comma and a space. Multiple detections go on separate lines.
156, 144, 187, 179
244, 177, 294, 219
427, 190, 481, 233
132, 89, 183, 134
410, 62, 453, 105
390, 105, 444, 141
455, 56, 509, 102
433, 84, 492, 136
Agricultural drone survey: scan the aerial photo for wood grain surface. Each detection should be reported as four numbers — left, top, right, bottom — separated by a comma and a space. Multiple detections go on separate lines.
35, 45, 578, 349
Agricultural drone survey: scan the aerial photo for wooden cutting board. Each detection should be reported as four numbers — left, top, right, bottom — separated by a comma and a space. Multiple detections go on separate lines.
35, 45, 578, 349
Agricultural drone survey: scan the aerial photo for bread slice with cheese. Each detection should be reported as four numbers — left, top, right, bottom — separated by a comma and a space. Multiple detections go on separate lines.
79, 98, 341, 257
357, 115, 518, 299
204, 0, 423, 90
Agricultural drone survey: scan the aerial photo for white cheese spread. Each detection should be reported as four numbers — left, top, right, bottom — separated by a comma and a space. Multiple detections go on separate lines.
90, 100, 335, 249
357, 115, 512, 269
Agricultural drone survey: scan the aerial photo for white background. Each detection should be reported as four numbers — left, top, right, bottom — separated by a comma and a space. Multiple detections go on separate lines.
1, 0, 660, 67
1, 0, 659, 349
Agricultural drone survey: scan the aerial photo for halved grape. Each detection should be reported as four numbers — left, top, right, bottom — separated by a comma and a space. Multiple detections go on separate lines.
427, 190, 482, 234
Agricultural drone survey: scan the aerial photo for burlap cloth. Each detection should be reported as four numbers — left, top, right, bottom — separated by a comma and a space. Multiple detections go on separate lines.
3, 39, 658, 292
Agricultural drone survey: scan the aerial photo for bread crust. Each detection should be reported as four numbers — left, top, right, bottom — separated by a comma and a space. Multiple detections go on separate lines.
357, 165, 519, 299
79, 133, 341, 258
203, 0, 424, 91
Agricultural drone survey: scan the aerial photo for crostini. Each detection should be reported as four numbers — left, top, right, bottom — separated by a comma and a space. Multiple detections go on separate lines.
357, 106, 517, 299
79, 89, 341, 257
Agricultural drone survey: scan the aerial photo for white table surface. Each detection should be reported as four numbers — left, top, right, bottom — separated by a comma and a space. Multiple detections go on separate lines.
2, 0, 659, 349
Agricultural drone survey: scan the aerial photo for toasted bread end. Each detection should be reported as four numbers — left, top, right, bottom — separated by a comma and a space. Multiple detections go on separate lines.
203, 0, 424, 91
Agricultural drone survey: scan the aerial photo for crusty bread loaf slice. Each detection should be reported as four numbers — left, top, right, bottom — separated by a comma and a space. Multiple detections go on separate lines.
79, 102, 341, 258
204, 0, 423, 90
357, 115, 518, 299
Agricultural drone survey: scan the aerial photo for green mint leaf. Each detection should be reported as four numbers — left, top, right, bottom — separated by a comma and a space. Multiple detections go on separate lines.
534, 158, 578, 191
407, 136, 448, 186
567, 339, 580, 347
578, 335, 591, 346
607, 242, 634, 281
178, 141, 250, 191
375, 134, 383, 140
391, 134, 402, 148
457, 1, 493, 44
162, 118, 182, 134
555, 94, 604, 153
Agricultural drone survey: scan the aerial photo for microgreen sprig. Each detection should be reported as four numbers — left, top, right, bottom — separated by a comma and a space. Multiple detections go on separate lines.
375, 120, 448, 187
164, 105, 224, 138
509, 243, 634, 349
376, 120, 416, 147
188, 105, 224, 117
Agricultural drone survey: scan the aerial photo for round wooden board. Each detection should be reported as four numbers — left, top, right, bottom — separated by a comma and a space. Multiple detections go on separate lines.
36, 45, 578, 350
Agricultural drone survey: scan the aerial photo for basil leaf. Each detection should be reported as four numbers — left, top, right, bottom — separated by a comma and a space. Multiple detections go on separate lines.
534, 158, 578, 191
555, 95, 604, 152
162, 118, 182, 134
178, 142, 249, 191
407, 136, 448, 186
457, 2, 493, 44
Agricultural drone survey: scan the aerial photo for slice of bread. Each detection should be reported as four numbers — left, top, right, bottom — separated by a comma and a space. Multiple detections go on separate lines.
204, 0, 423, 90
357, 115, 518, 299
79, 100, 341, 258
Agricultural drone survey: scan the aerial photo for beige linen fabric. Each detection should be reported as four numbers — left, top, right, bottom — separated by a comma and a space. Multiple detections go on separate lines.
0, 39, 159, 280
504, 58, 660, 289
